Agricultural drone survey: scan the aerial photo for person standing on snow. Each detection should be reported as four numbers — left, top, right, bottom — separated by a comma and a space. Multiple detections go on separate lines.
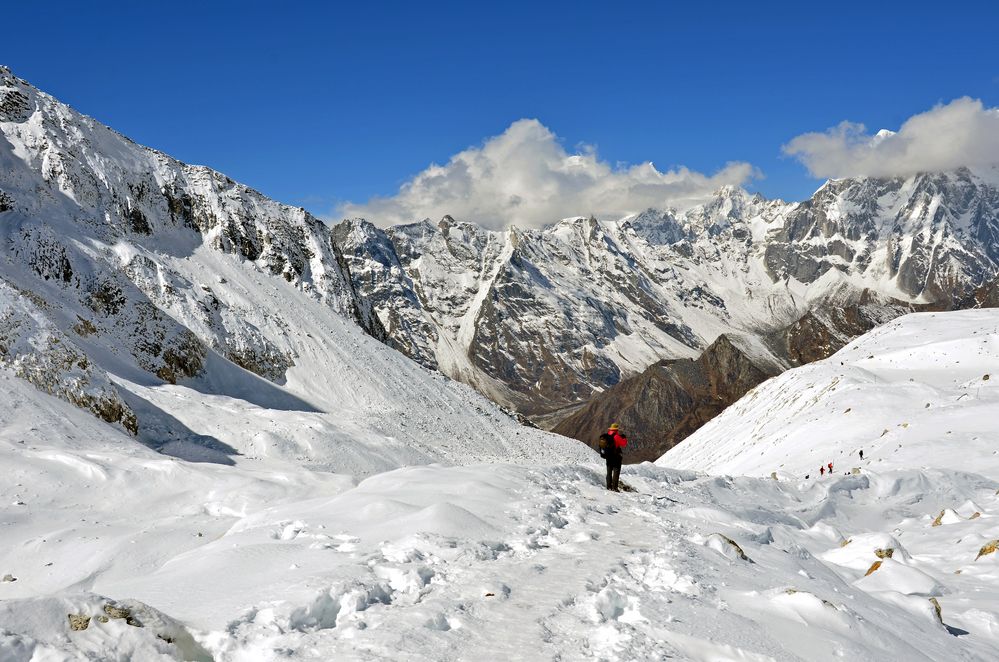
828, 462, 834, 474
820, 466, 825, 477
598, 423, 628, 492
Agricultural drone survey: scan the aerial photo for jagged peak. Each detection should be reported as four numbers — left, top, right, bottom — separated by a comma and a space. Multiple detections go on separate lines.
620, 207, 689, 246
388, 218, 438, 239
336, 217, 384, 239
341, 216, 374, 227
711, 184, 747, 198
705, 184, 754, 206
629, 207, 678, 222
542, 215, 604, 242
551, 215, 590, 227
435, 215, 498, 240
821, 165, 999, 193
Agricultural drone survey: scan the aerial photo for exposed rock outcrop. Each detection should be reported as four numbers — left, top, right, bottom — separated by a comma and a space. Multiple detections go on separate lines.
976, 540, 998, 560
552, 333, 785, 462
0, 283, 137, 434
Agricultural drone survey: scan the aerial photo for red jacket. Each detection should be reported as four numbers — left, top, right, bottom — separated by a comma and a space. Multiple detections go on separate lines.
608, 430, 628, 449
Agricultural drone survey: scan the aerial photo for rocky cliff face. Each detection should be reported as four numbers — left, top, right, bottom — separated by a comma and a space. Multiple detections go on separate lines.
0, 66, 381, 432
338, 173, 999, 422
765, 171, 999, 301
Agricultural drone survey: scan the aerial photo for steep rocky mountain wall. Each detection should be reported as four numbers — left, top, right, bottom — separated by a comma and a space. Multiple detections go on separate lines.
0, 66, 383, 432
338, 169, 999, 423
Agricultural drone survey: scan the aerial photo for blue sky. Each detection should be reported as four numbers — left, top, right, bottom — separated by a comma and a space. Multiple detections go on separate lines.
4, 0, 999, 221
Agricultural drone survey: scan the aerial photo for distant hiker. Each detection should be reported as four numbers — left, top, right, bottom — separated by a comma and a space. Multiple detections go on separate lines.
805, 474, 810, 480
820, 466, 825, 477
859, 449, 864, 460
598, 423, 628, 491
828, 462, 834, 473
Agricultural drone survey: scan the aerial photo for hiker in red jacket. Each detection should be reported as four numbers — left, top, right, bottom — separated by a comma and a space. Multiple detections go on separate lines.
828, 462, 833, 474
599, 423, 628, 492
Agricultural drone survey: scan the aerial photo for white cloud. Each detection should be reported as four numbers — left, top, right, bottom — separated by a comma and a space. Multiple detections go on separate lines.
340, 119, 756, 229
783, 97, 999, 180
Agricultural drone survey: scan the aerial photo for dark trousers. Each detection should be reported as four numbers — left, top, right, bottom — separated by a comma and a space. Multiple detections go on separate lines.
605, 456, 622, 490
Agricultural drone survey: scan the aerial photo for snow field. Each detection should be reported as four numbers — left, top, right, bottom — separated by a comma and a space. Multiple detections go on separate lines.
656, 309, 999, 658
3, 368, 998, 660
3, 63, 999, 662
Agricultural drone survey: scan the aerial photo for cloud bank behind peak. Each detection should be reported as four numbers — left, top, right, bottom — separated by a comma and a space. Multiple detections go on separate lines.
340, 119, 757, 230
783, 97, 999, 180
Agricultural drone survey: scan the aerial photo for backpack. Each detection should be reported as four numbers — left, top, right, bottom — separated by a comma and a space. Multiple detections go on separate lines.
598, 432, 614, 458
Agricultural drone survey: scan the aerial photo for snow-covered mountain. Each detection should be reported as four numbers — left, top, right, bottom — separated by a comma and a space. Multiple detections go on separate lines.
6, 62, 997, 450
337, 173, 999, 423
0, 65, 587, 474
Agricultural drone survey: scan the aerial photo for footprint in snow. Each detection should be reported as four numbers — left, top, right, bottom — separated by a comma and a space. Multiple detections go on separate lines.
270, 520, 308, 541
309, 533, 360, 552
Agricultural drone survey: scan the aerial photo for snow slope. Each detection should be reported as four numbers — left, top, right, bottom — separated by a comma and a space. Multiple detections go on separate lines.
653, 309, 999, 659
104, 245, 592, 475
3, 65, 998, 661
661, 309, 999, 479
4, 347, 999, 660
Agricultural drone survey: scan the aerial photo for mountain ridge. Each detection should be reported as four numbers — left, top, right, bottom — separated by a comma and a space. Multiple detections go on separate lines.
553, 292, 915, 461
337, 167, 999, 425
4, 63, 999, 460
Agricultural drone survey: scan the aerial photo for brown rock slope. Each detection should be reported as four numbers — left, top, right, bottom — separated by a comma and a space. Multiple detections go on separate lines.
553, 297, 913, 463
